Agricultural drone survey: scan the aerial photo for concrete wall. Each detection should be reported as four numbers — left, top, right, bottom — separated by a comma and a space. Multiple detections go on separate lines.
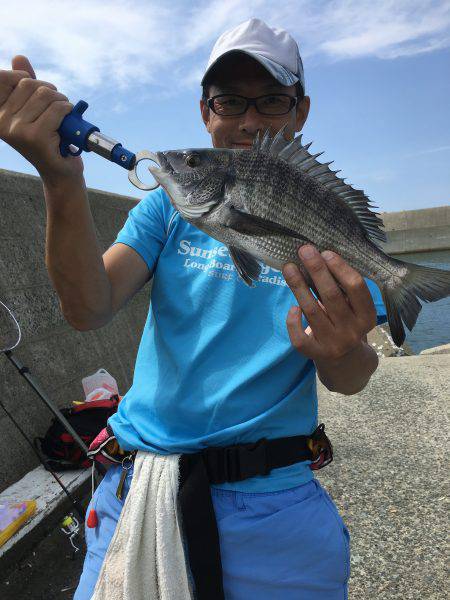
0, 168, 148, 492
380, 205, 450, 254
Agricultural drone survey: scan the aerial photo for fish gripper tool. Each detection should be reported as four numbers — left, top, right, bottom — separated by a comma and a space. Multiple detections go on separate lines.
58, 100, 160, 191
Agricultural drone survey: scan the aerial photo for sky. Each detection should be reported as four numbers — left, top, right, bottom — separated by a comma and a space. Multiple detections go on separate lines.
0, 0, 449, 212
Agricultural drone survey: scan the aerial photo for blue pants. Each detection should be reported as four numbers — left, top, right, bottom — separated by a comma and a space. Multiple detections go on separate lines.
74, 465, 350, 599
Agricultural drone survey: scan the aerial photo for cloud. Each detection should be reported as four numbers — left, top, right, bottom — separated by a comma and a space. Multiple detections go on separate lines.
0, 0, 449, 98
352, 169, 397, 184
315, 0, 450, 60
0, 1, 173, 94
404, 144, 450, 158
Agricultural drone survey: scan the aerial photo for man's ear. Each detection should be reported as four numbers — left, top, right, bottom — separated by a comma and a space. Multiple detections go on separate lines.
200, 98, 212, 134
295, 95, 310, 132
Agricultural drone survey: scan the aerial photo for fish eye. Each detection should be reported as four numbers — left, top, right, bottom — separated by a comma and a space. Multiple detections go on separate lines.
185, 153, 201, 168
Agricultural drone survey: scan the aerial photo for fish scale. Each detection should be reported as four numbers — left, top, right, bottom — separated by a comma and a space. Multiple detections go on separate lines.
149, 129, 450, 346
236, 152, 371, 272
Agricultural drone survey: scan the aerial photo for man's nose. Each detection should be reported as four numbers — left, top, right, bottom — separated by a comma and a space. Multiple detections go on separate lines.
238, 105, 266, 135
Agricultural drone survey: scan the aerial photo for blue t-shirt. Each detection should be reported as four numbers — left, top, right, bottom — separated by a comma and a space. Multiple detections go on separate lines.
108, 188, 387, 492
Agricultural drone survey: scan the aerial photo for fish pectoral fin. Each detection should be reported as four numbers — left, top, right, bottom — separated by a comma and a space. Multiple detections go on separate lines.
228, 246, 261, 286
225, 206, 310, 241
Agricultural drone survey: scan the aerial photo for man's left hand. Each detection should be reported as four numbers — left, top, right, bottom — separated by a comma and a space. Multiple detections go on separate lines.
282, 244, 377, 360
282, 244, 379, 394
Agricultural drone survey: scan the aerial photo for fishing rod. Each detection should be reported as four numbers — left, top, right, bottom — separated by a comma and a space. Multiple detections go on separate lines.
0, 299, 106, 520
0, 396, 85, 521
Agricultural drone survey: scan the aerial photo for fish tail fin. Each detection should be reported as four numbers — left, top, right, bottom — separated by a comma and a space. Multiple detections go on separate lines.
381, 260, 450, 347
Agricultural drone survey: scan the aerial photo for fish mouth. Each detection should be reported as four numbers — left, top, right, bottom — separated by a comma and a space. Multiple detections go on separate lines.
231, 141, 253, 149
153, 151, 174, 174
147, 151, 173, 185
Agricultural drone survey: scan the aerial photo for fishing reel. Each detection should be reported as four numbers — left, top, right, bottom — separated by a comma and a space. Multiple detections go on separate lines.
60, 513, 81, 555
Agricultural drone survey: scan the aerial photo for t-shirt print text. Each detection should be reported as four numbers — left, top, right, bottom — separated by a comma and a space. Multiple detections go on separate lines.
177, 239, 287, 287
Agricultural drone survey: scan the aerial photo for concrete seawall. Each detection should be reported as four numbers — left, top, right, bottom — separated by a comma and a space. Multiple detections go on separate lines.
380, 205, 450, 254
0, 168, 142, 492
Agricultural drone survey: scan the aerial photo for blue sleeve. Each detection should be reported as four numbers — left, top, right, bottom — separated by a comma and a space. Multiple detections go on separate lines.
364, 278, 387, 325
111, 188, 176, 276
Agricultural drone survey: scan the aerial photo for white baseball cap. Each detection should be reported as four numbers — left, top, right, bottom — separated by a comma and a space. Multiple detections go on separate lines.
201, 18, 305, 93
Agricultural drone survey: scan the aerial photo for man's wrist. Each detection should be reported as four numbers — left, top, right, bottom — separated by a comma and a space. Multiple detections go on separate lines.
315, 339, 371, 370
314, 340, 378, 395
42, 173, 86, 195
42, 174, 88, 216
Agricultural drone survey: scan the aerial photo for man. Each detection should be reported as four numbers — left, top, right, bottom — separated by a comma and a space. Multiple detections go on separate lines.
0, 18, 386, 600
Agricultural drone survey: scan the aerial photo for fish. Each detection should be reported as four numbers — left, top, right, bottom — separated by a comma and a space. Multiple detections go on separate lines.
148, 128, 450, 347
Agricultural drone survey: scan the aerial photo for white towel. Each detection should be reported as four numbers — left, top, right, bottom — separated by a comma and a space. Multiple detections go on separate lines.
90, 451, 195, 600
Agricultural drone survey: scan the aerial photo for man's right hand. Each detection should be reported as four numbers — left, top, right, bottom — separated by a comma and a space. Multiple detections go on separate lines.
0, 55, 84, 187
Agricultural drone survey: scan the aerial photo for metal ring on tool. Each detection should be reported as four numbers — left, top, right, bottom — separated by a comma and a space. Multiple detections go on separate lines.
128, 150, 161, 191
121, 454, 134, 470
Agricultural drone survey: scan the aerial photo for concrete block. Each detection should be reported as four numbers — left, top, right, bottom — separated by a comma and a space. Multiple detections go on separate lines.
87, 187, 137, 211
0, 286, 66, 341
0, 168, 42, 197
0, 238, 48, 289
367, 323, 414, 357
89, 204, 132, 237
419, 343, 450, 355
380, 206, 450, 253
0, 170, 147, 492
0, 191, 43, 241
0, 419, 39, 492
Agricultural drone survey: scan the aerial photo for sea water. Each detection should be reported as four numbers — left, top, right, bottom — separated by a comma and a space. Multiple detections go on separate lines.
391, 249, 450, 354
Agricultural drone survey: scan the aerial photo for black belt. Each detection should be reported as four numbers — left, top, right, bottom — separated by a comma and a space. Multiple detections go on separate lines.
177, 423, 333, 599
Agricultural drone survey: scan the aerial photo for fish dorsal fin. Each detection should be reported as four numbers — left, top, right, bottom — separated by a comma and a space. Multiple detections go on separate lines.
256, 128, 387, 245
252, 130, 261, 151
259, 129, 273, 152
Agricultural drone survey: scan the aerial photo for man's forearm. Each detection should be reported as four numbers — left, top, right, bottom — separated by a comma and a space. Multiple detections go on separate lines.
43, 176, 112, 330
314, 340, 379, 395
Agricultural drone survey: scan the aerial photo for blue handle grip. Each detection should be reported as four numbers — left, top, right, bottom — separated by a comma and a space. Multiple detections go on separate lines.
58, 100, 98, 157
58, 100, 136, 170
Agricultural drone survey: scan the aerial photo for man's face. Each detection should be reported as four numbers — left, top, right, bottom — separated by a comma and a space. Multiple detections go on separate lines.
200, 54, 310, 149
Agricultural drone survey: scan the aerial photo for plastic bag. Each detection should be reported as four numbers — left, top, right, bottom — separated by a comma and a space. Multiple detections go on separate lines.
82, 368, 118, 403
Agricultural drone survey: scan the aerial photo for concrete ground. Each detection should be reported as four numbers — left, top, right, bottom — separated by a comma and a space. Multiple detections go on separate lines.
316, 353, 449, 600
0, 354, 448, 600
0, 496, 88, 600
